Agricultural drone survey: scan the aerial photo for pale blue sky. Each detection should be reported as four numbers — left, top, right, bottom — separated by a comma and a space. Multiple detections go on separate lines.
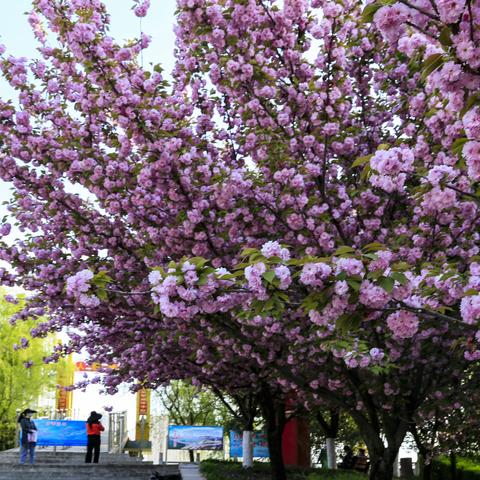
0, 0, 177, 224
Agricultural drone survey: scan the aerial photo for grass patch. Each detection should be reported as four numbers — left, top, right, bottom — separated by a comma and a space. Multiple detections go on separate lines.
433, 456, 480, 479
200, 460, 368, 480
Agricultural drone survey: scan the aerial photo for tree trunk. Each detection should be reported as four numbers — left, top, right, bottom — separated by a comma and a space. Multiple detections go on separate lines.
422, 460, 433, 480
242, 430, 254, 468
259, 386, 287, 480
326, 438, 336, 469
450, 451, 457, 480
361, 430, 402, 480
352, 411, 408, 480
266, 424, 286, 480
368, 455, 395, 480
315, 410, 339, 470
410, 427, 434, 480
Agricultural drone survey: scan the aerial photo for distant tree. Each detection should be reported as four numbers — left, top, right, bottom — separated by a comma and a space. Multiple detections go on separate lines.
310, 409, 362, 468
0, 292, 56, 450
156, 380, 232, 461
411, 369, 480, 480
157, 380, 229, 427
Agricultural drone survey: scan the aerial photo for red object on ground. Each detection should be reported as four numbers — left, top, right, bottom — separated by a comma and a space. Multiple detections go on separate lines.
282, 417, 310, 467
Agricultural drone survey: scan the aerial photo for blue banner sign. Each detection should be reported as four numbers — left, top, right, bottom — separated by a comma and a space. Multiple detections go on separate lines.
229, 431, 269, 458
34, 419, 88, 447
168, 425, 223, 450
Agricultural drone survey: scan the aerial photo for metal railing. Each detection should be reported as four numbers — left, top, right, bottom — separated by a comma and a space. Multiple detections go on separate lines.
108, 411, 128, 453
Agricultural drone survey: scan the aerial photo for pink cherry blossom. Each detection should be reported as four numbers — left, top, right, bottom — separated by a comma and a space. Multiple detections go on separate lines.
387, 311, 419, 339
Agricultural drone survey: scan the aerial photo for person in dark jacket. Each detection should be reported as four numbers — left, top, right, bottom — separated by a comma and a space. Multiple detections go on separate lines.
85, 411, 105, 463
354, 448, 370, 473
338, 445, 356, 470
18, 408, 37, 465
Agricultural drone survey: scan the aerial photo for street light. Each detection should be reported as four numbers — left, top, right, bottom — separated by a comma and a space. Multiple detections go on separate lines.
139, 415, 147, 460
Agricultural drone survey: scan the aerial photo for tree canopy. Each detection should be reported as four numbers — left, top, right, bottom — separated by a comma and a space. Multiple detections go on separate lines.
1, 1, 480, 478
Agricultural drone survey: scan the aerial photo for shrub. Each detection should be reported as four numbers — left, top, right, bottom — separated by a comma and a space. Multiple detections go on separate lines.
200, 460, 368, 480
0, 423, 16, 452
308, 470, 368, 480
432, 456, 480, 480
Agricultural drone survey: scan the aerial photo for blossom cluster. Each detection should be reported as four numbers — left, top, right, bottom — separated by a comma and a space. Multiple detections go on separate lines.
65, 270, 100, 308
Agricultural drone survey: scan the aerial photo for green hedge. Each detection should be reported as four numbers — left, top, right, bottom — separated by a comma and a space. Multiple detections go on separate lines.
308, 470, 368, 480
432, 457, 480, 480
200, 460, 368, 480
0, 423, 16, 452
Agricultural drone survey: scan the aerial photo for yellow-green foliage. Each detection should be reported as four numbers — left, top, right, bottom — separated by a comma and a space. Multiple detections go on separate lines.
0, 291, 56, 423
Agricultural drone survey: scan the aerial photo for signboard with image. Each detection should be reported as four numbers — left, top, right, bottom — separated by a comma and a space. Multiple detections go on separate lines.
168, 425, 223, 450
34, 419, 87, 447
229, 430, 269, 458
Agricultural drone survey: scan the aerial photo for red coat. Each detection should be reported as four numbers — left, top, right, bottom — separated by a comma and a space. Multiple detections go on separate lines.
86, 422, 105, 436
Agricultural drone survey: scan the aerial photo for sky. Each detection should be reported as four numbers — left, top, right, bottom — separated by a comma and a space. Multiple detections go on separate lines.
0, 0, 177, 221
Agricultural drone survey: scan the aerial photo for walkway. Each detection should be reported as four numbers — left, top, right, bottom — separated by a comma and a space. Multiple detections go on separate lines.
179, 463, 206, 480
0, 449, 180, 479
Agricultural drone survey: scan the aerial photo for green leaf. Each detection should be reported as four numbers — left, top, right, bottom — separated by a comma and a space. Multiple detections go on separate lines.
347, 279, 361, 292
352, 155, 372, 168
393, 261, 410, 272
226, 35, 238, 47
367, 269, 384, 280
421, 53, 446, 81
464, 289, 478, 296
439, 26, 452, 47
360, 163, 372, 181
362, 242, 385, 253
336, 271, 347, 281
452, 137, 468, 156
390, 272, 408, 285
97, 289, 108, 302
249, 252, 263, 262
336, 313, 362, 332
264, 298, 275, 311
378, 276, 395, 293
92, 271, 113, 288
361, 3, 382, 23
187, 257, 210, 268
460, 94, 480, 118
335, 246, 356, 256
439, 271, 458, 281
262, 271, 276, 283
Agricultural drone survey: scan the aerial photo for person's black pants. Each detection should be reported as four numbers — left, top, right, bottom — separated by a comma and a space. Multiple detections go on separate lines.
85, 435, 101, 463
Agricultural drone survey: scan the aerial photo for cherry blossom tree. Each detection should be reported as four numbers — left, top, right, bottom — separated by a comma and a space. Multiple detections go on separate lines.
2, 1, 480, 479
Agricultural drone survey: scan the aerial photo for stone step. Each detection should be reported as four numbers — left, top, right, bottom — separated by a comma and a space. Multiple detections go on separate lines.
0, 460, 154, 465
2, 450, 135, 456
0, 457, 150, 462
0, 464, 180, 480
179, 463, 206, 480
0, 452, 149, 463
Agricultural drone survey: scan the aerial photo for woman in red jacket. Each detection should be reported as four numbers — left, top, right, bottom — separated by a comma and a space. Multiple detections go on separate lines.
85, 411, 105, 463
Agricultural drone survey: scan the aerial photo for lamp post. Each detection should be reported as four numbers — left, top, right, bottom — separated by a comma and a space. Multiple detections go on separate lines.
139, 415, 147, 460
15, 409, 21, 449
